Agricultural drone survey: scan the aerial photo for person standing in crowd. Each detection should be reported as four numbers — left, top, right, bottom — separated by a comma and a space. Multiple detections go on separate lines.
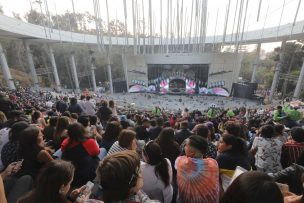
175, 135, 220, 203
284, 106, 302, 128
56, 97, 69, 114
149, 117, 164, 140
273, 105, 287, 123
68, 98, 83, 115
207, 105, 217, 119
109, 100, 118, 117
181, 108, 189, 119
83, 96, 96, 116
152, 106, 162, 116
251, 125, 284, 173
97, 100, 112, 128
281, 127, 304, 168
135, 118, 150, 142
78, 95, 86, 111
175, 121, 193, 145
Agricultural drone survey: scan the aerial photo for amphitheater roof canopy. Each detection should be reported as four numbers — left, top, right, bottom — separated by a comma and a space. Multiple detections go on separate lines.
0, 14, 303, 46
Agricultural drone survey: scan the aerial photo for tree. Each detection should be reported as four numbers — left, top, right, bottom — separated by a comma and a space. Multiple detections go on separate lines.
108, 19, 126, 36
24, 9, 48, 26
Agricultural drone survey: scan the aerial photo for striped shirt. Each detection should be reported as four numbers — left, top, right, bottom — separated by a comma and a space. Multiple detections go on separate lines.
281, 141, 304, 168
107, 141, 128, 156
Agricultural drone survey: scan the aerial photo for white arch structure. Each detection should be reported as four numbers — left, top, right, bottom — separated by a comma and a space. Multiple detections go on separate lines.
0, 14, 304, 98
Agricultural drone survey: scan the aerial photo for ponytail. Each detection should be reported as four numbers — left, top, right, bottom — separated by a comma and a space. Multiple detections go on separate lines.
143, 141, 171, 187
155, 158, 170, 187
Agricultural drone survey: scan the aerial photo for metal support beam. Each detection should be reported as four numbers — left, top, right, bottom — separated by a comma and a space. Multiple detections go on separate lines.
106, 52, 113, 94
24, 40, 39, 90
122, 51, 129, 91
89, 53, 97, 92
69, 52, 80, 93
251, 43, 261, 83
0, 43, 15, 90
48, 45, 61, 91
293, 57, 304, 98
269, 40, 286, 101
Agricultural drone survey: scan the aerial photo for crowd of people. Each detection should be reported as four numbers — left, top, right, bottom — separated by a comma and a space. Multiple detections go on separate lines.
0, 86, 304, 203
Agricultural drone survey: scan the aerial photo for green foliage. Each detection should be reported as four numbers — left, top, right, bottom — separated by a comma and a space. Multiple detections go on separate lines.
239, 49, 275, 87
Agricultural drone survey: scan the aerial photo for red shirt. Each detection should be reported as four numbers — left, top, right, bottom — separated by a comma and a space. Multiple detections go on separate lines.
61, 138, 100, 156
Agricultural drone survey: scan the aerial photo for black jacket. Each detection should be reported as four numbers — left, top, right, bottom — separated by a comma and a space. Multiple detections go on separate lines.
175, 128, 193, 145
273, 163, 304, 195
148, 126, 162, 140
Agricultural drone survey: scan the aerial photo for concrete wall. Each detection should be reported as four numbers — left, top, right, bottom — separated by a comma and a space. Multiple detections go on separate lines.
125, 55, 148, 88
126, 52, 243, 92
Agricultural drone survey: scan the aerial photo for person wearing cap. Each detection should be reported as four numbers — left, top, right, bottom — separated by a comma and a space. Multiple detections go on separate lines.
175, 135, 220, 203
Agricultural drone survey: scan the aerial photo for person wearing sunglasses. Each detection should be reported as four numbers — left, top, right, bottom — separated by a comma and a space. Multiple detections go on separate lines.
141, 141, 173, 203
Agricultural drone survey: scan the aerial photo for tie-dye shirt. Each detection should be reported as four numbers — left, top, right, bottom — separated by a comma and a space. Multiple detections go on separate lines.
175, 156, 220, 203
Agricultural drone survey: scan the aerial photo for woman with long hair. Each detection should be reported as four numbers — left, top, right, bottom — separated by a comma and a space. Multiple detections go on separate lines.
99, 121, 122, 151
17, 160, 88, 203
108, 100, 118, 117
155, 127, 180, 171
61, 123, 100, 187
1, 121, 29, 168
17, 126, 53, 179
141, 141, 173, 203
216, 133, 251, 191
52, 116, 69, 150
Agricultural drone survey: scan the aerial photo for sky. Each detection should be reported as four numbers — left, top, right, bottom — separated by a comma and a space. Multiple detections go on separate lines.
0, 0, 303, 52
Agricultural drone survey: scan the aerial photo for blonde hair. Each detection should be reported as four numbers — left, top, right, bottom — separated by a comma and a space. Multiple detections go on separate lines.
0, 111, 7, 124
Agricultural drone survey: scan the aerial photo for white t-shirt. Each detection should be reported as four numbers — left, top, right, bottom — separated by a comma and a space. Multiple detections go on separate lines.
83, 100, 96, 116
141, 158, 173, 203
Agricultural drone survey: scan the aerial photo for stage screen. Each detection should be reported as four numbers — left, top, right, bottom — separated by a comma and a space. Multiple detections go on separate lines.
148, 64, 208, 84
